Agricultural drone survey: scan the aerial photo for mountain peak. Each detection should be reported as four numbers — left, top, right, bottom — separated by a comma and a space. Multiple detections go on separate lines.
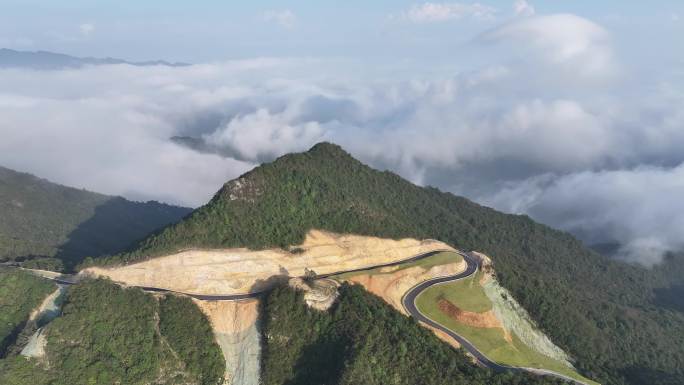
300, 142, 361, 167
306, 142, 348, 157
244, 141, 361, 176
214, 142, 361, 205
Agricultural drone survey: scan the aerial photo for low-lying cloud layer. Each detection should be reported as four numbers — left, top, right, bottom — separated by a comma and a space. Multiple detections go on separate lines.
484, 165, 684, 266
1, 13, 682, 266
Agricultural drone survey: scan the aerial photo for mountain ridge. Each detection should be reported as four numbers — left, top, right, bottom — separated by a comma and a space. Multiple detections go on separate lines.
0, 48, 190, 70
85, 141, 684, 385
0, 165, 191, 271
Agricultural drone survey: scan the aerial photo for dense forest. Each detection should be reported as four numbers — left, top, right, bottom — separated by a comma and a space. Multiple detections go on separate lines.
0, 165, 191, 271
0, 268, 56, 357
94, 142, 684, 385
261, 283, 564, 385
0, 278, 224, 385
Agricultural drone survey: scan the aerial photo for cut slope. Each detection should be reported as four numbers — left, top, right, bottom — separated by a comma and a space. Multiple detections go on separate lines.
194, 300, 260, 385
414, 261, 595, 384
83, 230, 452, 295
335, 251, 465, 314
0, 165, 191, 270
334, 251, 593, 384
96, 142, 684, 384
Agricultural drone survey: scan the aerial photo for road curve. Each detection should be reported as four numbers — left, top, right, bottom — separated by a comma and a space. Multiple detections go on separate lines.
402, 251, 590, 385
22, 250, 590, 384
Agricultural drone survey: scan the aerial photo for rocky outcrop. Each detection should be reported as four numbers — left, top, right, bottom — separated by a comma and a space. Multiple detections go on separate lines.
288, 278, 339, 311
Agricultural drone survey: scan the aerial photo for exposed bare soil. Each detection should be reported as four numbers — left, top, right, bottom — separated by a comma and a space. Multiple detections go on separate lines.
82, 230, 452, 296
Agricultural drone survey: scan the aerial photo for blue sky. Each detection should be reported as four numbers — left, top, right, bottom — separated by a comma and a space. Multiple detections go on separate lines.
1, 1, 682, 63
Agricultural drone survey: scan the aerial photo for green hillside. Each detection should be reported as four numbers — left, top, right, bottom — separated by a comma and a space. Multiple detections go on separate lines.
261, 283, 563, 385
0, 279, 224, 385
95, 142, 684, 385
0, 268, 56, 357
0, 166, 191, 271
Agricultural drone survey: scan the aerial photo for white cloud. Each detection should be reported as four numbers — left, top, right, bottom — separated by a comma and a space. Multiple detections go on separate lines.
262, 10, 297, 29
513, 0, 535, 17
400, 2, 497, 23
672, 13, 681, 23
483, 164, 684, 266
481, 14, 616, 78
1, 11, 683, 264
79, 23, 95, 37
204, 108, 325, 162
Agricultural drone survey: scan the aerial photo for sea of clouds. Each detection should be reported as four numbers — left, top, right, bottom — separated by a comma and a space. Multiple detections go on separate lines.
1, 13, 682, 265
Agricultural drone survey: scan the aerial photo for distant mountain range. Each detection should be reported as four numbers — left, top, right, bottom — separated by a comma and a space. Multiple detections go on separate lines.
0, 48, 190, 70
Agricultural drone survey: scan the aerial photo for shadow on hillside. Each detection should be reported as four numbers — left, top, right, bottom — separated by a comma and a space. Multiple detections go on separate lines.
256, 279, 349, 385
653, 285, 684, 313
284, 335, 348, 385
620, 366, 684, 385
54, 197, 191, 271
249, 266, 292, 294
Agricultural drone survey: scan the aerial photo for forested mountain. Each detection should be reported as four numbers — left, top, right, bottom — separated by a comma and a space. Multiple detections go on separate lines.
0, 166, 191, 271
95, 142, 684, 385
0, 276, 224, 385
261, 283, 563, 385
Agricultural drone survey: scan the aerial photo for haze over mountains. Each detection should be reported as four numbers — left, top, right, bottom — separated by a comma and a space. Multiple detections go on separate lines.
1, 44, 682, 267
0, 48, 189, 70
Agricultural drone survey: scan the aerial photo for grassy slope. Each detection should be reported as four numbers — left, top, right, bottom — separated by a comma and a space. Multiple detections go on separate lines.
419, 269, 492, 313
0, 279, 225, 385
94, 142, 684, 385
0, 268, 56, 356
0, 165, 191, 270
415, 276, 595, 384
335, 251, 593, 383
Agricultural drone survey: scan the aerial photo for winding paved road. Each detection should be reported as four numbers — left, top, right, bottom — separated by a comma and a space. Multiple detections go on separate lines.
22, 249, 591, 384
402, 251, 590, 385
26, 249, 448, 301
